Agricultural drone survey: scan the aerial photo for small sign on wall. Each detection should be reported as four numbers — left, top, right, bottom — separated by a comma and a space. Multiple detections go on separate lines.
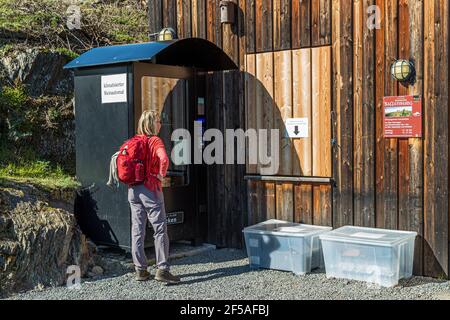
197, 97, 205, 115
101, 73, 127, 104
285, 118, 309, 138
383, 95, 422, 138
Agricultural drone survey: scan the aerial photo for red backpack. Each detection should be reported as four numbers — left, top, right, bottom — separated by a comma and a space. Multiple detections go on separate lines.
116, 135, 148, 185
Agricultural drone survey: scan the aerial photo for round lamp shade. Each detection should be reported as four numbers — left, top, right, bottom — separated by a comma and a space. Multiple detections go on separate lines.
390, 59, 415, 83
158, 28, 177, 41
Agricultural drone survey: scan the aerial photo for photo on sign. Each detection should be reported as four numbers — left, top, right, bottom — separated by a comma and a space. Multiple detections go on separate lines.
384, 106, 412, 117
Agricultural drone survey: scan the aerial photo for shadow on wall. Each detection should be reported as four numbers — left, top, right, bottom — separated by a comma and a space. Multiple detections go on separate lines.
196, 70, 304, 249
73, 71, 312, 254
152, 73, 303, 175
136, 70, 297, 251
422, 239, 448, 279
74, 187, 121, 248
73, 71, 300, 265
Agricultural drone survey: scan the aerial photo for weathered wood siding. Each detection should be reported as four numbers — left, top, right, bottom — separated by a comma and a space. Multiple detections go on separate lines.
331, 0, 449, 278
148, 0, 450, 278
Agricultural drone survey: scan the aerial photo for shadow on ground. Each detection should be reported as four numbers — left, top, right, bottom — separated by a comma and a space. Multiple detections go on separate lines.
398, 276, 448, 288
176, 264, 255, 285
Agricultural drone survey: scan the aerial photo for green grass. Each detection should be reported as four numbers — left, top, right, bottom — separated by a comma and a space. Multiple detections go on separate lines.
53, 47, 79, 60
0, 160, 79, 190
0, 1, 62, 33
0, 0, 149, 51
111, 32, 136, 43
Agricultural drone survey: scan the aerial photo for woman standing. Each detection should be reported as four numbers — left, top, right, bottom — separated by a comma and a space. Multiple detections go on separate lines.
128, 110, 181, 283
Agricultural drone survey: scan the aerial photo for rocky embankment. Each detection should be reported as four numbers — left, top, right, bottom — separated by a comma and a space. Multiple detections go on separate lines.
0, 0, 151, 298
0, 181, 94, 298
0, 47, 76, 167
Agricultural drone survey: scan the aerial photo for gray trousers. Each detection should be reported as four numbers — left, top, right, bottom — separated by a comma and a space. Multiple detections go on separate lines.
128, 184, 170, 271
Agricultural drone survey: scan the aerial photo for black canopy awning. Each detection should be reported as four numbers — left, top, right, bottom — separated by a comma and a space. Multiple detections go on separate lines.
64, 38, 238, 71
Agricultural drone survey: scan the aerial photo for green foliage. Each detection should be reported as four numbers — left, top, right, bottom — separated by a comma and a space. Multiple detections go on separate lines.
0, 162, 80, 190
0, 85, 27, 110
0, 127, 78, 189
0, 86, 72, 141
0, 141, 34, 164
46, 106, 61, 124
2, 160, 54, 177
0, 144, 79, 190
0, 85, 32, 142
0, 0, 149, 52
0, 0, 148, 186
0, 43, 14, 55
112, 32, 135, 43
0, 86, 75, 175
53, 47, 79, 60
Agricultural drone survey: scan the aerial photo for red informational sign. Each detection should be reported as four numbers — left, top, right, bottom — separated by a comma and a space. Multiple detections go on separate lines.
383, 95, 422, 138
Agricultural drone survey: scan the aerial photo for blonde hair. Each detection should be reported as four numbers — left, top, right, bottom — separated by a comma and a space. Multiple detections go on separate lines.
137, 110, 160, 136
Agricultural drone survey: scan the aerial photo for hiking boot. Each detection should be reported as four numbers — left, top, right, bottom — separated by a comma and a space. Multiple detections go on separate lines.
155, 269, 181, 284
135, 269, 150, 281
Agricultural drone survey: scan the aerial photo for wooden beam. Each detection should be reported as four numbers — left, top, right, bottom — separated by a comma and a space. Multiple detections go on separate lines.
294, 184, 313, 224
148, 0, 163, 34
244, 175, 332, 183
292, 48, 312, 176
332, 0, 353, 227
163, 0, 177, 29
311, 0, 320, 46
223, 0, 239, 65
246, 0, 256, 53
312, 46, 331, 177
397, 0, 424, 276
424, 0, 449, 278
177, 0, 192, 38
376, 0, 398, 230
207, 0, 222, 47
247, 180, 259, 225
353, 0, 375, 228
313, 185, 332, 226
319, 0, 331, 45
191, 0, 206, 38
292, 0, 311, 48
273, 0, 291, 50
256, 52, 274, 175
245, 54, 257, 174
255, 0, 273, 51
276, 183, 294, 221
274, 50, 293, 175
265, 182, 276, 220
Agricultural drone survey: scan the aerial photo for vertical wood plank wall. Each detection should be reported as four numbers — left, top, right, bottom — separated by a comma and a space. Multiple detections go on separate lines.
148, 0, 450, 278
423, 0, 449, 277
332, 0, 449, 278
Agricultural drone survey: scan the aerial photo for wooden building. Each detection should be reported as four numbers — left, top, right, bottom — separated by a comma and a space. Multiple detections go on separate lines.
147, 0, 450, 278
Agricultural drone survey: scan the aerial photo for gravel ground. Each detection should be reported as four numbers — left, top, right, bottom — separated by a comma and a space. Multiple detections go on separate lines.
5, 248, 450, 300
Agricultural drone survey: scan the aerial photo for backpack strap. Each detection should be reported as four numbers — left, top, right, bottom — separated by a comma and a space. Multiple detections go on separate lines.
106, 151, 120, 189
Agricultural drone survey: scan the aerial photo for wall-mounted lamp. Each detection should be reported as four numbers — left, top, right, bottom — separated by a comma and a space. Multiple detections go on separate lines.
156, 27, 177, 41
220, 0, 235, 24
390, 59, 416, 86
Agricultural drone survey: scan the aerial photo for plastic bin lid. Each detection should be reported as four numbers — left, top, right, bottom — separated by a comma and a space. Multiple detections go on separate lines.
243, 219, 332, 237
319, 226, 417, 246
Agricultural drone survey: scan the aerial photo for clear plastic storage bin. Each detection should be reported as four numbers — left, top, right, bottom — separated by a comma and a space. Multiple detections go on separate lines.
243, 219, 332, 275
319, 226, 417, 287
